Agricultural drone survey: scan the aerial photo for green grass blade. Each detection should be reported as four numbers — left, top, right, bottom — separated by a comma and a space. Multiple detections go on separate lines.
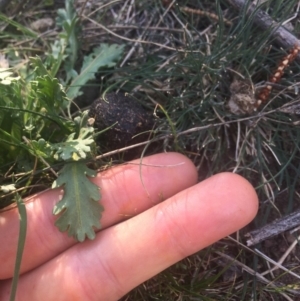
9, 194, 27, 301
0, 13, 37, 38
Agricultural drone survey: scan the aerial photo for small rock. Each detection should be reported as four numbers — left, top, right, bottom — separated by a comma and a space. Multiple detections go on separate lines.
30, 18, 54, 32
89, 93, 154, 150
227, 78, 257, 114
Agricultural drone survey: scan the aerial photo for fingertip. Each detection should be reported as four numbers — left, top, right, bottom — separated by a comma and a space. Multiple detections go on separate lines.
231, 172, 259, 221
216, 172, 259, 226
165, 171, 259, 252
200, 172, 259, 238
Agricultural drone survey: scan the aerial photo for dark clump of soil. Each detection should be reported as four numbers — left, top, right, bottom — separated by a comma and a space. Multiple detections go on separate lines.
88, 93, 154, 152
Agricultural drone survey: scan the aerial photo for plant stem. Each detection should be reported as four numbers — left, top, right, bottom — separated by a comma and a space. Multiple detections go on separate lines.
9, 194, 27, 301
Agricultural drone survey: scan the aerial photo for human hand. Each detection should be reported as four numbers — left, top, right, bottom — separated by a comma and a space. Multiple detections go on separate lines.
0, 152, 258, 301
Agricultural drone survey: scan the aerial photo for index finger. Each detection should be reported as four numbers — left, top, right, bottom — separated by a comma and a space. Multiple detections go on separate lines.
0, 152, 198, 279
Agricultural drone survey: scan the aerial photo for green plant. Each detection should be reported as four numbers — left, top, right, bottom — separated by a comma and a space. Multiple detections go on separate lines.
0, 0, 124, 241
1, 1, 125, 297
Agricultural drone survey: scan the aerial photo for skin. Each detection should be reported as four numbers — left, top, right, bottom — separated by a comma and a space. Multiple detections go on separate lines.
0, 152, 258, 301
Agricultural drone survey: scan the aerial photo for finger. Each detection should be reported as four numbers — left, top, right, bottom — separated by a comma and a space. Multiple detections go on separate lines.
0, 173, 258, 301
0, 152, 198, 279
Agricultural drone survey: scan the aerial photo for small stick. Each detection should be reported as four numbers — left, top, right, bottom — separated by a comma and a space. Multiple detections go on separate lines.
226, 0, 300, 53
245, 209, 300, 246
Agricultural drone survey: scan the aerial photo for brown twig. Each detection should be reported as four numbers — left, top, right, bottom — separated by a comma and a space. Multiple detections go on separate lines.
226, 0, 300, 54
245, 208, 300, 246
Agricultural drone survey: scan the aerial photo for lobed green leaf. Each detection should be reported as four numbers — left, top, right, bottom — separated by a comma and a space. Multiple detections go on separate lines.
52, 161, 103, 242
66, 43, 124, 100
